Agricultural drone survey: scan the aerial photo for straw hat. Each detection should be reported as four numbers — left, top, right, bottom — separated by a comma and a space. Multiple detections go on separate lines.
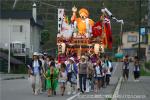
69, 57, 75, 62
81, 55, 86, 59
33, 52, 39, 56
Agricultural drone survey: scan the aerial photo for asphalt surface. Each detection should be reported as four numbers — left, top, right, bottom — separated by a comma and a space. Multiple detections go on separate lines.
3, 62, 147, 100
118, 63, 150, 100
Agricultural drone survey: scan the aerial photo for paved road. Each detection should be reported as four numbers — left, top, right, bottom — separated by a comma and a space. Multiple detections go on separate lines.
118, 63, 150, 100
0, 62, 123, 100
1, 78, 74, 100
75, 62, 122, 100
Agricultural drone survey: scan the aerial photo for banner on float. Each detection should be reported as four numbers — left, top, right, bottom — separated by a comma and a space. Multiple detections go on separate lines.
58, 8, 64, 33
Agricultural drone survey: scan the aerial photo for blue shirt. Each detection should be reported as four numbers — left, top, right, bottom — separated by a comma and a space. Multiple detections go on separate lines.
33, 60, 40, 74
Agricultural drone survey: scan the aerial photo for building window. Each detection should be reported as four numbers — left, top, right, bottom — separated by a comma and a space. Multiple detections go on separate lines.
128, 35, 137, 42
12, 25, 23, 32
10, 42, 25, 54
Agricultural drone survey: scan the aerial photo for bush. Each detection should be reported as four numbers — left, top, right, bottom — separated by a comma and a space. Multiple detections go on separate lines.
144, 61, 150, 70
11, 64, 28, 74
140, 66, 150, 76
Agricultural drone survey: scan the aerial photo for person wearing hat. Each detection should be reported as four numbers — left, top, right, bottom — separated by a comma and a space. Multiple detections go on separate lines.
27, 52, 42, 95
78, 55, 88, 93
66, 57, 78, 95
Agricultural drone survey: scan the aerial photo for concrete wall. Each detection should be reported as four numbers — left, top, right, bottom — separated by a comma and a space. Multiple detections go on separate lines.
0, 19, 30, 49
30, 26, 41, 55
0, 19, 41, 57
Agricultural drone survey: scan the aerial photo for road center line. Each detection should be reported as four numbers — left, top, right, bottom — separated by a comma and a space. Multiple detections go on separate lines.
67, 92, 80, 100
112, 76, 123, 100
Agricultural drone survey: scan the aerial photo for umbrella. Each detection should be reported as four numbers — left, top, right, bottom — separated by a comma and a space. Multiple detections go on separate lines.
115, 53, 124, 58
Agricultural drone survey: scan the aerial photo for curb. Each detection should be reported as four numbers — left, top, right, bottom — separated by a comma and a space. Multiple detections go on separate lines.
2, 76, 25, 80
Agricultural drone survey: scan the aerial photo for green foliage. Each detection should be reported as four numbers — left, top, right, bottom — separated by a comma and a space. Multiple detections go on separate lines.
41, 30, 50, 44
11, 64, 27, 74
144, 61, 150, 70
141, 61, 150, 76
1, 0, 148, 50
140, 66, 150, 76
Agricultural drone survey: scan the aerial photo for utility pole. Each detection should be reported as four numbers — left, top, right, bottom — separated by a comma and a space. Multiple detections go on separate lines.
138, 0, 141, 60
8, 18, 11, 73
147, 0, 150, 61
8, 0, 18, 73
148, 0, 150, 29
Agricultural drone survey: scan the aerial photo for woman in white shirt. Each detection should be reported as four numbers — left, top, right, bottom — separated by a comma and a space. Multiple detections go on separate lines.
94, 60, 103, 93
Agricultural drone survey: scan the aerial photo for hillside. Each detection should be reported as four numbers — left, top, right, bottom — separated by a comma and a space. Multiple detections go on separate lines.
1, 0, 148, 51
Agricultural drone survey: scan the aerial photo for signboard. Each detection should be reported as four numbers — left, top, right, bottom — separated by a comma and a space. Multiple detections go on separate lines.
58, 9, 64, 33
140, 28, 146, 35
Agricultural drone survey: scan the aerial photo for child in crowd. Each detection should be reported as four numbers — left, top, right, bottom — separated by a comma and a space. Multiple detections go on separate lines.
46, 62, 54, 97
46, 61, 59, 96
94, 60, 103, 93
59, 63, 67, 96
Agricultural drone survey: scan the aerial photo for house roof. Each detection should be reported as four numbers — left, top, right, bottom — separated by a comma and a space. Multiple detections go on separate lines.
0, 52, 23, 65
0, 10, 44, 28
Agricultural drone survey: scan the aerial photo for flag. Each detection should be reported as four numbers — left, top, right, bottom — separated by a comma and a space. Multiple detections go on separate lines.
104, 17, 112, 49
92, 16, 112, 49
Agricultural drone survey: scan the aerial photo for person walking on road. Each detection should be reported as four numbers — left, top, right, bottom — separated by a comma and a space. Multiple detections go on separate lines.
94, 60, 104, 93
27, 52, 42, 95
66, 57, 78, 95
122, 56, 130, 81
45, 62, 53, 97
39, 53, 46, 93
133, 56, 140, 82
46, 61, 59, 96
59, 63, 67, 96
87, 56, 94, 92
78, 56, 88, 93
103, 57, 112, 86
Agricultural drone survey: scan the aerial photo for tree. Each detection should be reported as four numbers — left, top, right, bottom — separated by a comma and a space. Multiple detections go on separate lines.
40, 30, 49, 45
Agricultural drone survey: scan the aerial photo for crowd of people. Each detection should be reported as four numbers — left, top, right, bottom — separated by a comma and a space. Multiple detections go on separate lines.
27, 52, 141, 97
27, 52, 113, 96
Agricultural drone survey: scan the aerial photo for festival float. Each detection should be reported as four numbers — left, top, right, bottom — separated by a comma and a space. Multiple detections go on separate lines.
57, 6, 113, 63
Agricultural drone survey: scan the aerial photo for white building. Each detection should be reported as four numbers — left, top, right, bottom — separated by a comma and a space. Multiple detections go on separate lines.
122, 31, 150, 60
0, 4, 43, 57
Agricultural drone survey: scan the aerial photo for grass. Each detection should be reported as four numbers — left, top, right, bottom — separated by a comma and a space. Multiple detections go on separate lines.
107, 98, 112, 100
140, 66, 150, 76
